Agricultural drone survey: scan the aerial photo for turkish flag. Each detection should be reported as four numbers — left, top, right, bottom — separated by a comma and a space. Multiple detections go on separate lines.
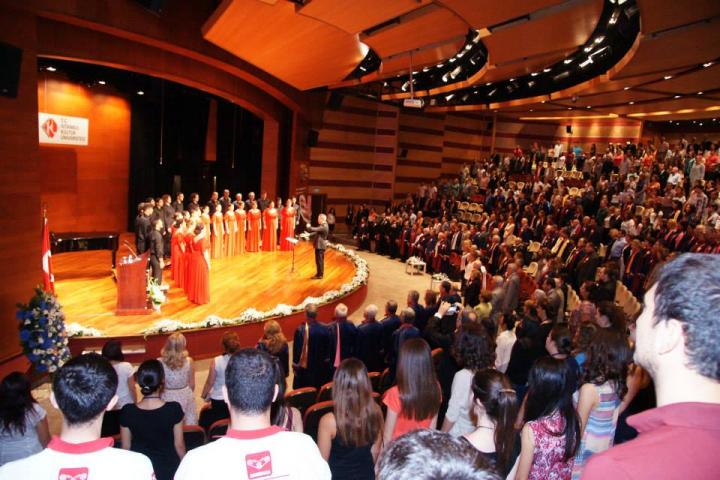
42, 214, 55, 294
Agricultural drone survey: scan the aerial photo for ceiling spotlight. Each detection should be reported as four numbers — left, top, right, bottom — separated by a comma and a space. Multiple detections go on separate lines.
382, 82, 389, 87
464, 44, 472, 51
568, 107, 573, 110
98, 80, 106, 85
449, 58, 456, 63
703, 62, 714, 68
401, 81, 409, 91
486, 82, 492, 86
445, 93, 455, 102
693, 120, 697, 124
629, 101, 635, 105
45, 66, 56, 72
586, 105, 592, 109
663, 75, 673, 80
541, 100, 546, 103
594, 36, 605, 44
531, 72, 539, 77
137, 90, 144, 95
456, 51, 465, 59
579, 58, 593, 68
488, 88, 497, 97
436, 63, 444, 68
674, 95, 681, 99
608, 8, 621, 25
528, 80, 536, 88
543, 68, 551, 73
359, 66, 367, 72
699, 122, 703, 126
584, 46, 593, 53
530, 109, 534, 112
422, 67, 430, 72
564, 58, 573, 64
441, 73, 449, 83
698, 91, 704, 95
553, 71, 570, 82
624, 86, 631, 90
450, 66, 462, 79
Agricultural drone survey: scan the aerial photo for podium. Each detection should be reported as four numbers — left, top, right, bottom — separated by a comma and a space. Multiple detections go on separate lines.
116, 252, 150, 315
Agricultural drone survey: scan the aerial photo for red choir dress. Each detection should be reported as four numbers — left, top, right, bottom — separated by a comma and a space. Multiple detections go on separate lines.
171, 228, 186, 289
224, 211, 236, 257
262, 208, 278, 252
246, 209, 261, 252
235, 209, 246, 254
211, 212, 224, 259
183, 231, 194, 293
279, 207, 296, 251
187, 236, 210, 305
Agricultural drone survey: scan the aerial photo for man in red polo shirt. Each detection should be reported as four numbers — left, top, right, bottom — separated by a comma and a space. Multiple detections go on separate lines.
582, 253, 720, 479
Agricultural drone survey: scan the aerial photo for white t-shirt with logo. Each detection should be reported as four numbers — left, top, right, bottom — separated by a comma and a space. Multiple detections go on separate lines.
0, 436, 154, 480
175, 426, 330, 480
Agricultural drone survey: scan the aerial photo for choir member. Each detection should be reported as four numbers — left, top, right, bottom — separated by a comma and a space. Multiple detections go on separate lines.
161, 194, 175, 256
135, 203, 153, 254
232, 193, 244, 211
200, 205, 211, 238
223, 204, 236, 257
188, 192, 200, 213
211, 204, 224, 259
148, 218, 164, 285
246, 201, 261, 252
172, 192, 184, 213
219, 189, 232, 211
170, 217, 186, 289
186, 224, 210, 305
279, 199, 296, 251
262, 201, 278, 252
234, 205, 246, 254
183, 218, 195, 294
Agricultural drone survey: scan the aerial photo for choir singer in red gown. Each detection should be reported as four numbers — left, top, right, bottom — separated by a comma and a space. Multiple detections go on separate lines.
246, 201, 261, 252
280, 199, 296, 251
187, 224, 210, 305
262, 201, 278, 252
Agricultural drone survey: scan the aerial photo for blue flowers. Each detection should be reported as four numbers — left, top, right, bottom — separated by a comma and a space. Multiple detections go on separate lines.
16, 287, 70, 374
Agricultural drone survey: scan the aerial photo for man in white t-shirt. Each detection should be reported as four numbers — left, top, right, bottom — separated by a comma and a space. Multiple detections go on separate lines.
175, 348, 330, 479
0, 353, 154, 480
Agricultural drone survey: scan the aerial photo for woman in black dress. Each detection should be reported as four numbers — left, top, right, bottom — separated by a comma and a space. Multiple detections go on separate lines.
120, 360, 185, 480
317, 358, 383, 480
257, 320, 289, 380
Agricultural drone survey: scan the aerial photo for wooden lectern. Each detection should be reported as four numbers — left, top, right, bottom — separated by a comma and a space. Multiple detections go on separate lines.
116, 251, 150, 315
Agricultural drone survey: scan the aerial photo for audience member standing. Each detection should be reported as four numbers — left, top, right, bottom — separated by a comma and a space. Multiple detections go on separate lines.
462, 369, 519, 477
0, 354, 154, 479
120, 360, 185, 480
383, 338, 441, 442
257, 320, 290, 380
380, 300, 401, 364
175, 349, 331, 479
515, 357, 580, 480
100, 340, 137, 437
159, 333, 197, 425
292, 304, 331, 389
317, 359, 383, 480
0, 373, 50, 466
583, 254, 720, 479
356, 304, 384, 374
200, 332, 240, 431
328, 303, 358, 375
388, 308, 421, 381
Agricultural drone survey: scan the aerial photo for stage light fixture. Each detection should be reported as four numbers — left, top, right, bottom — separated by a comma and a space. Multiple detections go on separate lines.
624, 86, 631, 90
586, 106, 592, 109
579, 58, 593, 68
442, 73, 449, 83
543, 68, 551, 73
436, 63, 444, 68
584, 46, 593, 53
629, 101, 634, 105
98, 80, 106, 85
700, 122, 703, 126
608, 9, 620, 25
46, 66, 56, 72
528, 81, 535, 88
401, 81, 409, 91
568, 107, 572, 110
663, 75, 672, 80
674, 95, 681, 99
698, 91, 704, 95
464, 44, 472, 51
564, 58, 573, 64
531, 72, 539, 77
445, 93, 454, 101
488, 88, 497, 97
594, 36, 605, 44
703, 62, 714, 68
359, 66, 367, 72
553, 71, 570, 82
449, 58, 456, 63
450, 66, 462, 80
486, 82, 492, 86
422, 67, 429, 72
541, 100, 546, 103
137, 90, 144, 95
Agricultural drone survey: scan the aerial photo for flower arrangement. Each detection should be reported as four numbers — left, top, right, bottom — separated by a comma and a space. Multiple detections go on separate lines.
431, 272, 450, 282
406, 256, 425, 265
16, 287, 71, 373
147, 278, 166, 311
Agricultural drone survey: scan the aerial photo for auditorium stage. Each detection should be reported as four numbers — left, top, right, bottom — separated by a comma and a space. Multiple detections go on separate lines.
55, 236, 368, 360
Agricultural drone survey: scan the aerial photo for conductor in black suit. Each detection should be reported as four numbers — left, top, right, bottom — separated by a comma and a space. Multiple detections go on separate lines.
306, 214, 329, 279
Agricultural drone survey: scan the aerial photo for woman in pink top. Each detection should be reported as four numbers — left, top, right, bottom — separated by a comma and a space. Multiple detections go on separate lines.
382, 338, 441, 443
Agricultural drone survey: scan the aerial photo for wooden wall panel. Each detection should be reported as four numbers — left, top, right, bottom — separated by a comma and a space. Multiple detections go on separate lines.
309, 96, 399, 218
37, 77, 130, 232
0, 7, 41, 363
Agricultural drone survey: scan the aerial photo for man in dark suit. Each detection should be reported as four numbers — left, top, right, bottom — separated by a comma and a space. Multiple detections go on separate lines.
257, 191, 271, 211
406, 290, 423, 323
135, 203, 153, 253
306, 214, 329, 279
357, 304, 385, 374
206, 191, 219, 213
328, 303, 358, 374
171, 192, 184, 214
148, 218, 164, 284
219, 189, 232, 211
576, 242, 601, 287
380, 300, 401, 366
244, 192, 256, 211
416, 290, 438, 336
161, 194, 175, 256
292, 304, 331, 389
388, 308, 421, 382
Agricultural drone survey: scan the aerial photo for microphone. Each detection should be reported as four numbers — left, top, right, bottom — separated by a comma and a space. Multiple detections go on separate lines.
123, 241, 138, 259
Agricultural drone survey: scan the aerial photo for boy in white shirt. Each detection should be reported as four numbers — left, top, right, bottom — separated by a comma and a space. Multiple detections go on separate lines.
0, 353, 154, 480
175, 348, 330, 479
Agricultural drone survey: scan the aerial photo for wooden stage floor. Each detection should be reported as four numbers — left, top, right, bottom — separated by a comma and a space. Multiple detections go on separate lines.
54, 241, 357, 337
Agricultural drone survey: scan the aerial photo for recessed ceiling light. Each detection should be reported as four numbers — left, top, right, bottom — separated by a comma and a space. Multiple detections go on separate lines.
564, 58, 573, 64
594, 36, 605, 44
436, 63, 444, 68
445, 94, 454, 101
422, 67, 429, 72
586, 105, 592, 109
464, 44, 472, 51
509, 78, 515, 82
449, 58, 456, 63
663, 75, 673, 80
568, 107, 572, 110
543, 68, 551, 73
703, 62, 714, 68
530, 109, 534, 112
584, 46, 593, 53
137, 90, 144, 96
624, 86, 631, 90
629, 101, 635, 105
541, 100, 546, 103
674, 95, 681, 99
531, 72, 539, 77
699, 122, 703, 126
98, 80, 106, 85
486, 82, 492, 86
45, 66, 56, 72
697, 91, 704, 95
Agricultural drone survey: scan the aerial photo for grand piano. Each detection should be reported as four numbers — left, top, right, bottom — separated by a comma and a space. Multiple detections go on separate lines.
50, 232, 120, 269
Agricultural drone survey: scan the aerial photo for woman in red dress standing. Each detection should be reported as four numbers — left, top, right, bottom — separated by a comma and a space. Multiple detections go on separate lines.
187, 224, 210, 305
170, 217, 186, 288
183, 218, 195, 294
262, 201, 278, 252
246, 201, 261, 252
211, 204, 224, 259
223, 204, 236, 257
279, 199, 296, 251
234, 205, 246, 254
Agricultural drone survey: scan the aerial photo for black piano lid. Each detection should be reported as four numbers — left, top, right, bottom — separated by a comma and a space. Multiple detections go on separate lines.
51, 232, 119, 242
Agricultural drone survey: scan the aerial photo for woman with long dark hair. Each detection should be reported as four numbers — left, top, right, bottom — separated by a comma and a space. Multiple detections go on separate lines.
516, 357, 580, 480
120, 360, 185, 480
382, 338, 441, 443
257, 320, 289, 380
571, 329, 631, 478
200, 331, 240, 431
317, 359, 383, 479
442, 323, 495, 437
100, 339, 137, 437
0, 372, 49, 466
462, 369, 519, 477
269, 360, 303, 432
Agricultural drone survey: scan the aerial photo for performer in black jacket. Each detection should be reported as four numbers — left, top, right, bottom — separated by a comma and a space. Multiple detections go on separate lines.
135, 203, 153, 253
148, 218, 164, 284
306, 214, 329, 279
